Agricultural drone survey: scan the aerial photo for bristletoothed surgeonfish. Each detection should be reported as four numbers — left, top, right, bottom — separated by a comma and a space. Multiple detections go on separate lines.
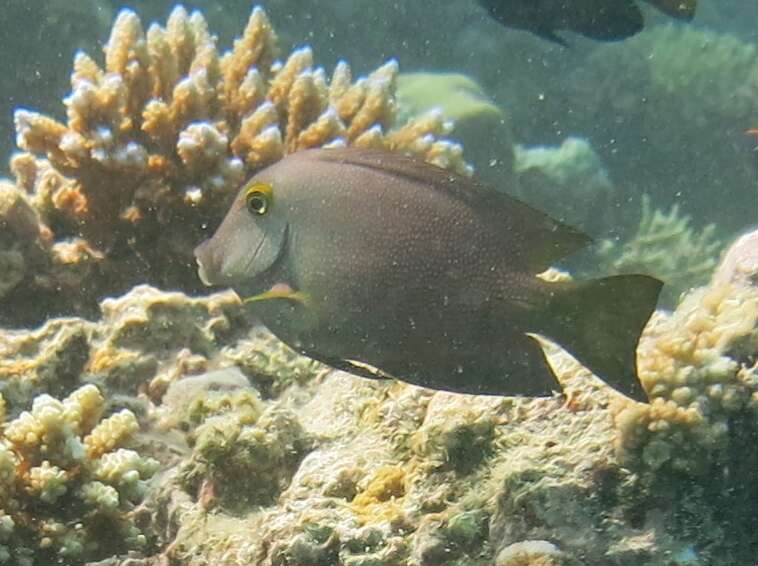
477, 0, 697, 45
195, 148, 662, 401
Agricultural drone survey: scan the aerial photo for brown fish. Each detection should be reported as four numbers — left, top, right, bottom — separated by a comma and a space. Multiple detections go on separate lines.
477, 0, 697, 45
195, 148, 662, 401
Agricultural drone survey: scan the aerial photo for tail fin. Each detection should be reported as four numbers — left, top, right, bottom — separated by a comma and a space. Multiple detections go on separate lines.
537, 274, 663, 402
647, 0, 697, 21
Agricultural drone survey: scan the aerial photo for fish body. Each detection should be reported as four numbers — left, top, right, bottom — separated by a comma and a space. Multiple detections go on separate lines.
195, 148, 662, 401
477, 0, 697, 44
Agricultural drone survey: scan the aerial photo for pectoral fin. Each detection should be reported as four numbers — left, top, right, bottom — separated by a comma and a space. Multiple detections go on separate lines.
244, 285, 311, 307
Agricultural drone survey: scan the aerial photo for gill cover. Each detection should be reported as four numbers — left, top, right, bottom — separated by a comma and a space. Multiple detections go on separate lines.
194, 180, 288, 286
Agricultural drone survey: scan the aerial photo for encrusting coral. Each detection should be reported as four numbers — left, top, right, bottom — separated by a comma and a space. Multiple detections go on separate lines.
0, 384, 158, 564
609, 230, 758, 563
613, 232, 758, 475
4, 4, 470, 325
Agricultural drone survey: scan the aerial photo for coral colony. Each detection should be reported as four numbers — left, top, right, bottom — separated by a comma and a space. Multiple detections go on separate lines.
0, 4, 756, 565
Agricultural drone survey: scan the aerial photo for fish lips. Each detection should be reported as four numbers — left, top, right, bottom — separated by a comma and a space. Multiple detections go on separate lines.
194, 238, 224, 287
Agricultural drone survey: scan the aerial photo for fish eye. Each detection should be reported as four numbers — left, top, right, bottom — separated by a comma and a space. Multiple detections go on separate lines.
245, 184, 271, 215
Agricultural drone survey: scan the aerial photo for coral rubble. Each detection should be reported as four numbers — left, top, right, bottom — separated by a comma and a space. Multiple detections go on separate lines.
4, 4, 469, 326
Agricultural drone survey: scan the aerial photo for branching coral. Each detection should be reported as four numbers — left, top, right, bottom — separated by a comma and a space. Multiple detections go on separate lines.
5, 4, 470, 325
595, 194, 721, 304
0, 385, 158, 564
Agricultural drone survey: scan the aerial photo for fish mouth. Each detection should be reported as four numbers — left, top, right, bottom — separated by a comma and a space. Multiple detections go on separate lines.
197, 258, 214, 286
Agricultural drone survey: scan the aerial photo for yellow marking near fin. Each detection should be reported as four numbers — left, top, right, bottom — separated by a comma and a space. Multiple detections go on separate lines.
244, 288, 311, 306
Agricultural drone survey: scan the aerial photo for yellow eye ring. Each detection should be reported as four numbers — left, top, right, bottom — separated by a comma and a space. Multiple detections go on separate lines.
245, 183, 272, 215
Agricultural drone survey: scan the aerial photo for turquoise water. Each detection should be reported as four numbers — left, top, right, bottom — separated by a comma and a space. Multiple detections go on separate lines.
0, 1, 757, 564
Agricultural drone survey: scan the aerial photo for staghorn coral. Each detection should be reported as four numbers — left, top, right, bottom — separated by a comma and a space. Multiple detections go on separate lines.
0, 385, 158, 564
0, 1, 113, 162
5, 4, 470, 326
595, 193, 722, 304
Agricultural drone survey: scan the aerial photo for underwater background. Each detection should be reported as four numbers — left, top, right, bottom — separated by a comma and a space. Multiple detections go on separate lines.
0, 1, 757, 564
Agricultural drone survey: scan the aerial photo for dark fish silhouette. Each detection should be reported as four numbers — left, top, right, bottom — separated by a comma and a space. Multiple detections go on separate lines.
477, 0, 697, 44
195, 148, 662, 401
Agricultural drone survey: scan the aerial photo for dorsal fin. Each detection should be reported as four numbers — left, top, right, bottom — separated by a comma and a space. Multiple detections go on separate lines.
311, 147, 591, 272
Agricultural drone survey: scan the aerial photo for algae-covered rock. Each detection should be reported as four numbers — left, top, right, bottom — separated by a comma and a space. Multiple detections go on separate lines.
181, 404, 312, 510
0, 279, 756, 564
610, 233, 758, 564
0, 285, 249, 406
495, 540, 569, 566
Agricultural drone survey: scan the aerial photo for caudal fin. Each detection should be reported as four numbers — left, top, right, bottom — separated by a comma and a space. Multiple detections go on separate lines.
538, 274, 663, 402
646, 0, 697, 21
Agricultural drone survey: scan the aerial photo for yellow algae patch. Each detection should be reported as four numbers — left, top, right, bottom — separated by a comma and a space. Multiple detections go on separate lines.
0, 359, 41, 380
350, 465, 407, 525
87, 346, 140, 374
